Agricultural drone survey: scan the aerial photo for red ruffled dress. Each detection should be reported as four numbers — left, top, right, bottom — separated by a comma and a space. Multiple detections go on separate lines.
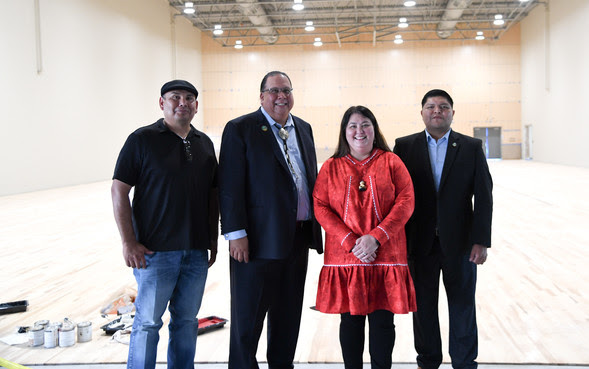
313, 149, 416, 315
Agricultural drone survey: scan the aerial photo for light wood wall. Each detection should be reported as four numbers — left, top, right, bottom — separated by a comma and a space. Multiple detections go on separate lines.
200, 26, 522, 162
3, 1, 588, 196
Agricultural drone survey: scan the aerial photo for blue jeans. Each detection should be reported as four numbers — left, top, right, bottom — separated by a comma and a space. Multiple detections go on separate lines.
127, 249, 208, 369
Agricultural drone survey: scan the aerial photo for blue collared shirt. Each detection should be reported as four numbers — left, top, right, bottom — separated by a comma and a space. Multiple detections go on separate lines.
224, 107, 311, 241
425, 129, 451, 191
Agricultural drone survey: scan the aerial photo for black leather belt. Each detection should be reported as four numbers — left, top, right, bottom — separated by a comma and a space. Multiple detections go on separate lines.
296, 220, 312, 230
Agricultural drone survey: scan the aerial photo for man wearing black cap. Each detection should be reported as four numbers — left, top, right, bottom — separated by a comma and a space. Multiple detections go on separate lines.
112, 79, 218, 369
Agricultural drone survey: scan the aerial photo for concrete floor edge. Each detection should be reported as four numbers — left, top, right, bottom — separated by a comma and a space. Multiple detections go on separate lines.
21, 362, 589, 369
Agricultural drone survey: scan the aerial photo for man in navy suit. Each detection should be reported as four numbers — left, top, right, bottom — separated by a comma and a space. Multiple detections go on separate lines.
219, 71, 323, 369
393, 89, 493, 369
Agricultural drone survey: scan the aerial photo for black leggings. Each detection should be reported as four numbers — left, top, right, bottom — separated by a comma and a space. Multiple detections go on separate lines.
340, 310, 396, 369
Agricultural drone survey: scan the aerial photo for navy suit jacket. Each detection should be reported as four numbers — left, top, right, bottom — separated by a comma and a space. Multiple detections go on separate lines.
218, 108, 323, 259
393, 130, 493, 258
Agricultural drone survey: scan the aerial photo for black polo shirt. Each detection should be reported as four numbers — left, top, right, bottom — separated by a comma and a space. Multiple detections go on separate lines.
113, 118, 217, 251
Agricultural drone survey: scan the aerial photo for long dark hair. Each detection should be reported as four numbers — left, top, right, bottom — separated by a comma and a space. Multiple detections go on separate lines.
332, 105, 391, 158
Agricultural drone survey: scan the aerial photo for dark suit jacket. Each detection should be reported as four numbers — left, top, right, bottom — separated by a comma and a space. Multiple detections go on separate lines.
218, 108, 323, 259
393, 130, 493, 258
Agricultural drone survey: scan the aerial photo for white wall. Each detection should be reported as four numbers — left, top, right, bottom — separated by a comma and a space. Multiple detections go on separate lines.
521, 0, 589, 167
0, 0, 203, 195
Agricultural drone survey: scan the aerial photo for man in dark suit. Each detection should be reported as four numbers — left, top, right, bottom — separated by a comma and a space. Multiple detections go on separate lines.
393, 89, 493, 369
218, 71, 323, 369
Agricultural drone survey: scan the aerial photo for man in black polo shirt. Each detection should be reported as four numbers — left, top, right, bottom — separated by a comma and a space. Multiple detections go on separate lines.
111, 80, 218, 369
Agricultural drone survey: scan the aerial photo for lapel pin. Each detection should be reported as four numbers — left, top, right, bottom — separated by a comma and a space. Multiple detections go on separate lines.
261, 125, 268, 132
452, 142, 457, 147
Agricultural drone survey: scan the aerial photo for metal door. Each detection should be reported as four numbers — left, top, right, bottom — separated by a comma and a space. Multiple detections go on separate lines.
473, 127, 501, 159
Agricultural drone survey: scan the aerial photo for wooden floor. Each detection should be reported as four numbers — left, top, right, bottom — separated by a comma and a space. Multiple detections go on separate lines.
1, 160, 588, 366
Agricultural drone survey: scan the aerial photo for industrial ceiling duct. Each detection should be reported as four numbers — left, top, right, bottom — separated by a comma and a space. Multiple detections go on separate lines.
436, 0, 473, 39
236, 0, 279, 44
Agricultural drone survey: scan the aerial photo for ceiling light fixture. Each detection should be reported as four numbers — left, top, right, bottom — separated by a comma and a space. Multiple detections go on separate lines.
183, 2, 195, 14
292, 0, 304, 11
234, 40, 243, 49
394, 35, 404, 44
398, 17, 409, 28
213, 24, 223, 36
475, 31, 485, 40
313, 37, 323, 47
493, 14, 505, 26
305, 21, 315, 32
404, 1, 417, 6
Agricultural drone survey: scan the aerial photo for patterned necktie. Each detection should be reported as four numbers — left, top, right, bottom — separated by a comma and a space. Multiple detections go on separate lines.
277, 125, 298, 180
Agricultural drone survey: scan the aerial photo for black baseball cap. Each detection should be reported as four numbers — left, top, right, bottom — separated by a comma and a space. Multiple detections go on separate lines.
160, 79, 198, 98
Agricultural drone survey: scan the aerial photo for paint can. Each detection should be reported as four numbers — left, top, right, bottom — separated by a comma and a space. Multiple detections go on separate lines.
34, 320, 49, 329
44, 327, 58, 348
28, 325, 44, 347
58, 323, 75, 347
77, 321, 92, 343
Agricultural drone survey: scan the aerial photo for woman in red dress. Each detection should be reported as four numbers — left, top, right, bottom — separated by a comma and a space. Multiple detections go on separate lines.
314, 106, 416, 369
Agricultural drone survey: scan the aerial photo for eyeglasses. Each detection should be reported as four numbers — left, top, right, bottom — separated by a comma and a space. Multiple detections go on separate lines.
262, 87, 293, 96
183, 139, 192, 162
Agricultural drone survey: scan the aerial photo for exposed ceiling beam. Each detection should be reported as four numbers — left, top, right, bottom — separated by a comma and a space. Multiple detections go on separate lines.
169, 0, 540, 47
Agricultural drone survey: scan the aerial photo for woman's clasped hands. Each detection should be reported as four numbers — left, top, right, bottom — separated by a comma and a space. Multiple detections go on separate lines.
351, 235, 379, 263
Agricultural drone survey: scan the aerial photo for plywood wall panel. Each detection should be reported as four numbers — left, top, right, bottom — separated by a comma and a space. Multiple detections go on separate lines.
201, 26, 522, 159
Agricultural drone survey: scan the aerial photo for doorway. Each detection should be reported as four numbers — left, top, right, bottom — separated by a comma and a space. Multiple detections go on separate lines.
473, 127, 501, 159
523, 125, 533, 160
